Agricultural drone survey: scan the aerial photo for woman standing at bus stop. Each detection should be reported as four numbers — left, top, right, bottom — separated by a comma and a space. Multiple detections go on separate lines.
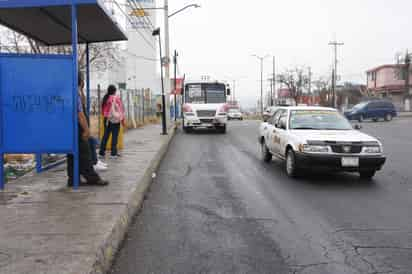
99, 85, 125, 158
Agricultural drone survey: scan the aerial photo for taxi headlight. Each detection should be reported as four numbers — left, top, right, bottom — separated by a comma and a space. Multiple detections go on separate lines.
362, 146, 381, 154
299, 144, 330, 153
184, 112, 195, 117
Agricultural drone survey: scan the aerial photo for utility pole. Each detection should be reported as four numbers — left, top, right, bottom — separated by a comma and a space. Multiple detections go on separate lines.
308, 67, 312, 95
232, 80, 236, 102
308, 66, 312, 105
405, 51, 410, 95
269, 77, 273, 106
405, 51, 411, 111
331, 69, 335, 108
329, 40, 344, 108
173, 50, 178, 121
272, 56, 276, 106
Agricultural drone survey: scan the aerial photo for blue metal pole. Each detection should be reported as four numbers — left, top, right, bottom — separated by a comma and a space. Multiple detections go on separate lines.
0, 153, 3, 190
71, 3, 79, 190
36, 154, 42, 173
86, 42, 90, 122
0, 67, 3, 189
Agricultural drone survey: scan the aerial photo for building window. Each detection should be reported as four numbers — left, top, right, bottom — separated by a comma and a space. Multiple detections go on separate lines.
370, 71, 376, 81
368, 72, 375, 81
395, 67, 407, 80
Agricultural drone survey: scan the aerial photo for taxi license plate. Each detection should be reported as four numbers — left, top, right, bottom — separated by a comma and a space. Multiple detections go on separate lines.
341, 157, 359, 167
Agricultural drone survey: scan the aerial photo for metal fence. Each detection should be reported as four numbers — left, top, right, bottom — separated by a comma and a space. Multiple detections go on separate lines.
89, 88, 158, 136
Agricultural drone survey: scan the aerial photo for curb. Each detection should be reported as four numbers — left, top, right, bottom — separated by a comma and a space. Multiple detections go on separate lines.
398, 112, 412, 118
90, 126, 176, 274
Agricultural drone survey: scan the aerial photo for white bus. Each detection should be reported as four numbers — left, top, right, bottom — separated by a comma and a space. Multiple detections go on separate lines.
182, 81, 230, 133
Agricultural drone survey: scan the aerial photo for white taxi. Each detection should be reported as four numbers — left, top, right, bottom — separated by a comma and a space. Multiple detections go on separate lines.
258, 107, 386, 180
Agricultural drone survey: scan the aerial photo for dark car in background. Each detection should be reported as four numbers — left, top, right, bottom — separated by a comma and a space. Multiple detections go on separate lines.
344, 100, 397, 122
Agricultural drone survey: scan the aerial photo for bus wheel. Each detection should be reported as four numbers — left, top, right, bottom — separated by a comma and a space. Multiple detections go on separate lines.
218, 125, 226, 134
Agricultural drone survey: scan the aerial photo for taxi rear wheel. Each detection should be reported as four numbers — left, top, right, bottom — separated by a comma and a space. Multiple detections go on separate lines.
385, 113, 392, 121
261, 140, 272, 163
286, 149, 300, 178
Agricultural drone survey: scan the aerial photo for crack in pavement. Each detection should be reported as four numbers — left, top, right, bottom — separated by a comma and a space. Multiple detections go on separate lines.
0, 251, 11, 267
354, 245, 412, 251
289, 262, 338, 274
185, 203, 279, 224
334, 228, 409, 233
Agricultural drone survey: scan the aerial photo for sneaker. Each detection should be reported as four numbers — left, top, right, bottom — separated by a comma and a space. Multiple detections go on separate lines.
110, 154, 121, 159
97, 160, 108, 167
87, 178, 109, 186
94, 161, 108, 172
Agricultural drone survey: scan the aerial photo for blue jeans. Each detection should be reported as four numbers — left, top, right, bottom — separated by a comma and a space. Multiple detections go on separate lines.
88, 137, 99, 165
99, 118, 120, 156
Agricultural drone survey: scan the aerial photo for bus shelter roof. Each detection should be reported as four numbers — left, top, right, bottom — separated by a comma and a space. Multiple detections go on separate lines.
0, 0, 127, 45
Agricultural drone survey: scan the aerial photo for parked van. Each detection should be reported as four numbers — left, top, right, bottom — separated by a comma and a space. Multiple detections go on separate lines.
344, 100, 397, 122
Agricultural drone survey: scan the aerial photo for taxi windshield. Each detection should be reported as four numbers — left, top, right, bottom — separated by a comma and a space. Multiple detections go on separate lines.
290, 110, 353, 130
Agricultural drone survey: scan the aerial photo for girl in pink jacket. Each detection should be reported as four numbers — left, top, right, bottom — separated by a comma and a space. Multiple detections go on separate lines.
99, 85, 125, 158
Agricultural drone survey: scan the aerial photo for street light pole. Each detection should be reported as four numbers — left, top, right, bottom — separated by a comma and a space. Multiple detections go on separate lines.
252, 54, 269, 115
174, 50, 178, 121
152, 28, 167, 135
163, 2, 200, 126
163, 0, 171, 126
169, 4, 201, 18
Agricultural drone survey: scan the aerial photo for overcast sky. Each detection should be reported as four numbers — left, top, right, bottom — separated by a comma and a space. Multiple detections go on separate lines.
157, 0, 412, 108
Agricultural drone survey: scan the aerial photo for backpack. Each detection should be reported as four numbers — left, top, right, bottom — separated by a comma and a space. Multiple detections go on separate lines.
108, 98, 121, 123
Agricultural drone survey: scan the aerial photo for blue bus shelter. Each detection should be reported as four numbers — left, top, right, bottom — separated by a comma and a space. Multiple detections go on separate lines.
0, 0, 127, 189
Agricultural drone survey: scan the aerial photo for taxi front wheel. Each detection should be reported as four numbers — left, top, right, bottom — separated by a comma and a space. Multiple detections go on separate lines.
286, 149, 300, 178
360, 170, 376, 181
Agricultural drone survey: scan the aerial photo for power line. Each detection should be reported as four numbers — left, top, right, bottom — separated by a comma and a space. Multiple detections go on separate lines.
124, 50, 158, 62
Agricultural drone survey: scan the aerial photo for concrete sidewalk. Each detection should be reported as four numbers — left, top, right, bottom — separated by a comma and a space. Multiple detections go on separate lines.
0, 124, 175, 274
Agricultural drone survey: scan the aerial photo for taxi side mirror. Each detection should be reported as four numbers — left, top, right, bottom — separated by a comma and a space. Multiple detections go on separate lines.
279, 117, 287, 130
354, 124, 362, 130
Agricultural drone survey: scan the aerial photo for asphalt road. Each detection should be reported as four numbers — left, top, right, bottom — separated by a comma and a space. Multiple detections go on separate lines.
111, 118, 412, 274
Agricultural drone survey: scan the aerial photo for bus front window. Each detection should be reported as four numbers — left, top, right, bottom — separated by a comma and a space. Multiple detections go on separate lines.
185, 83, 226, 104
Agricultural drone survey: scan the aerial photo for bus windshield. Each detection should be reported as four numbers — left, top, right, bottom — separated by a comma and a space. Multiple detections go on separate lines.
185, 83, 226, 104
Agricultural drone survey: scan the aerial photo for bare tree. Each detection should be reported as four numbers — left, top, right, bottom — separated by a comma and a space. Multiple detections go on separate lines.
277, 67, 310, 103
313, 77, 332, 106
0, 27, 121, 72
